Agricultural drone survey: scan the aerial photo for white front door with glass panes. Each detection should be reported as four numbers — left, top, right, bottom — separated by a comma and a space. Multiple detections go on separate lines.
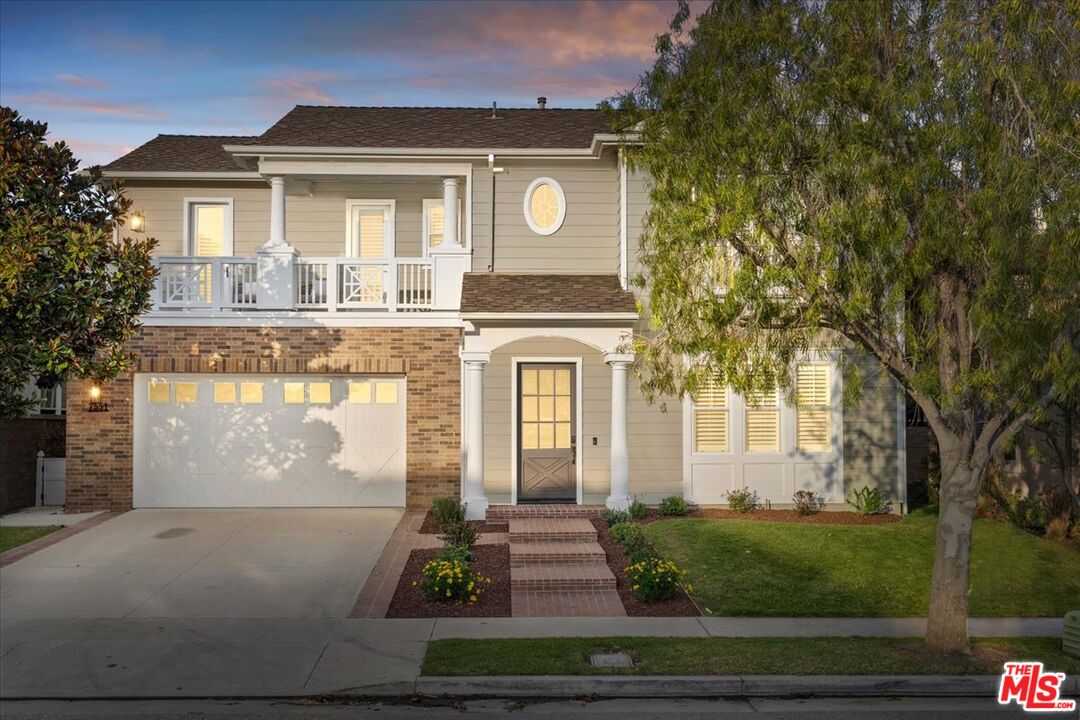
684, 358, 843, 505
133, 374, 406, 507
184, 200, 232, 304
342, 201, 393, 306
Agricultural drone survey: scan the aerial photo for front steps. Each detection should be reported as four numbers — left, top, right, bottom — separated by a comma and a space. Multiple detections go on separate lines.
505, 511, 625, 616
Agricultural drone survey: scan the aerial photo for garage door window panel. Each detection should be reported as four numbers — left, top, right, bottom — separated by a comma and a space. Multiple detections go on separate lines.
214, 382, 236, 404
175, 382, 198, 404
240, 382, 263, 404
149, 381, 170, 404
309, 382, 332, 404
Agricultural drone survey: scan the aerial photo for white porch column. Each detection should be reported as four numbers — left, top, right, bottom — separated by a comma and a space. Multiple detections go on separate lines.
442, 177, 461, 249
257, 175, 297, 310
267, 176, 287, 248
462, 351, 490, 520
604, 352, 635, 510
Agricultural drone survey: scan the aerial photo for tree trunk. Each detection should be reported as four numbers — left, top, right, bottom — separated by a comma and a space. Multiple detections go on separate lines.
925, 437, 979, 654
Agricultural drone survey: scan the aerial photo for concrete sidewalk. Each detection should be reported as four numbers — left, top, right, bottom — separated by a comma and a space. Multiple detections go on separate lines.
0, 615, 1064, 699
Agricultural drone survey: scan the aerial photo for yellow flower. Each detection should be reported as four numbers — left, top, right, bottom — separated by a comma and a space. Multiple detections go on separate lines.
470, 595, 477, 602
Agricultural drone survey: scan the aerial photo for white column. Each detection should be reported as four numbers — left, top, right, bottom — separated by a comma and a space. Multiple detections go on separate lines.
605, 352, 634, 510
462, 351, 490, 520
267, 176, 287, 249
442, 177, 461, 249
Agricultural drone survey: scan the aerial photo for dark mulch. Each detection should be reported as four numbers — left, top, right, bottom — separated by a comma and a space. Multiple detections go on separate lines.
418, 511, 508, 535
385, 544, 512, 618
590, 517, 699, 617
639, 507, 902, 525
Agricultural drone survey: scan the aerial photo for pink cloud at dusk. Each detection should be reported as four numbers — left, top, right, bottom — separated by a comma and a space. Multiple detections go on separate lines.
258, 71, 340, 106
56, 73, 108, 89
8, 93, 165, 119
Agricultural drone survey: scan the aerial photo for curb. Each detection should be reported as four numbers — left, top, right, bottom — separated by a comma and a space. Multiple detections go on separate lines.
0, 512, 119, 568
414, 674, 1080, 699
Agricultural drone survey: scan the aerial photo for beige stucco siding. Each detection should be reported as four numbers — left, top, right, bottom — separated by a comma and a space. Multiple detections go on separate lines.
471, 153, 620, 274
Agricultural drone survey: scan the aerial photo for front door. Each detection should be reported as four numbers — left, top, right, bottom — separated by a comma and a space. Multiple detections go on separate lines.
518, 363, 576, 501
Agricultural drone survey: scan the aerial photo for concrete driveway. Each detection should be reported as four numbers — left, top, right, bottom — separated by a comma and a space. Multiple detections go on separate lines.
0, 508, 402, 619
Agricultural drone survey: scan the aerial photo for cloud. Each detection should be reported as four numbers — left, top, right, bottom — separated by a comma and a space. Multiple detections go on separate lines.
8, 93, 165, 119
57, 73, 108, 89
60, 138, 136, 164
258, 70, 339, 105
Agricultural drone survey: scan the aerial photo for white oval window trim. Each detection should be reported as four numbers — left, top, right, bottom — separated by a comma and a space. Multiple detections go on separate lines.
523, 177, 566, 236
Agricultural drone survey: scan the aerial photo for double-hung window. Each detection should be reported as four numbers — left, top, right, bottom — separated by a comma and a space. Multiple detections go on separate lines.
422, 198, 463, 254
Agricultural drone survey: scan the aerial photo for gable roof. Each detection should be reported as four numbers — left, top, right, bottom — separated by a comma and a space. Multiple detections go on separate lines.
460, 273, 637, 315
104, 135, 255, 173
250, 106, 612, 150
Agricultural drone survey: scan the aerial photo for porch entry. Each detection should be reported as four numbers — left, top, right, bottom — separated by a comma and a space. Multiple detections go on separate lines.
517, 363, 576, 502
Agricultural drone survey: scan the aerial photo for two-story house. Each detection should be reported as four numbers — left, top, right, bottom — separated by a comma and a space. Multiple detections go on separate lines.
65, 104, 905, 518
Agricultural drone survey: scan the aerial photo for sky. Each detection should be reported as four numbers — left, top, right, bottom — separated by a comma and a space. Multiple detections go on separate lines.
0, 0, 684, 166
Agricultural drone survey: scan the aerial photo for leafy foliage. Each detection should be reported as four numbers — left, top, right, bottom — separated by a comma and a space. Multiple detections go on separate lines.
610, 521, 654, 563
430, 496, 466, 531
792, 490, 824, 516
658, 495, 690, 516
439, 521, 478, 561
628, 496, 648, 520
1, 107, 156, 418
725, 487, 759, 514
600, 507, 630, 526
848, 487, 894, 516
626, 557, 690, 603
418, 558, 488, 604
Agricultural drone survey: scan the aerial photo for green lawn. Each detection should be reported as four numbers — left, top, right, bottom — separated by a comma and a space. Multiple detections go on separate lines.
643, 511, 1080, 617
423, 636, 1079, 676
0, 526, 61, 553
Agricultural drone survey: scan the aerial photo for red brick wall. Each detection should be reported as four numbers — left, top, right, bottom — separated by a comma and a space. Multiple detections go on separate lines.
66, 326, 461, 511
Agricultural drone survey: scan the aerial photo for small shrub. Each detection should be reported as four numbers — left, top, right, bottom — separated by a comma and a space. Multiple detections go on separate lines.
417, 558, 488, 603
792, 490, 824, 516
610, 522, 654, 563
847, 486, 893, 516
725, 487, 759, 513
658, 495, 690, 516
430, 496, 465, 530
628, 496, 648, 520
439, 521, 479, 560
625, 557, 689, 603
438, 544, 471, 565
600, 507, 630, 526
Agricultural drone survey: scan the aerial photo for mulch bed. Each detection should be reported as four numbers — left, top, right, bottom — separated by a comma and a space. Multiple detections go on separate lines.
418, 511, 508, 535
590, 517, 699, 617
640, 507, 902, 525
384, 544, 512, 618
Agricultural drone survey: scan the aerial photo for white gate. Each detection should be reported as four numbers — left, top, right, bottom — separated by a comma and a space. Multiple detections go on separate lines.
35, 451, 66, 506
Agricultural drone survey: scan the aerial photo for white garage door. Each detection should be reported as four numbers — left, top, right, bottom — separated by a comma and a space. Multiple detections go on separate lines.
133, 374, 406, 507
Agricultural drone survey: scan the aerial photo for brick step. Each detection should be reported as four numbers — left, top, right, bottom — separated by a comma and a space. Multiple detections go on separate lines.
488, 505, 603, 520
511, 589, 627, 617
509, 542, 606, 567
510, 563, 616, 592
507, 518, 598, 544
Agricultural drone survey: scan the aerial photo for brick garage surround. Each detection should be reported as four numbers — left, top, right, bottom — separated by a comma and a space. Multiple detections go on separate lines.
66, 326, 461, 512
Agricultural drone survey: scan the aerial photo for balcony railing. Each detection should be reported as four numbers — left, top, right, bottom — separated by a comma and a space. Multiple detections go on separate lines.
150, 256, 437, 313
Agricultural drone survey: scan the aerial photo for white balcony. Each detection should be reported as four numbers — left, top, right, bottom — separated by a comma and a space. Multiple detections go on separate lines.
150, 254, 464, 314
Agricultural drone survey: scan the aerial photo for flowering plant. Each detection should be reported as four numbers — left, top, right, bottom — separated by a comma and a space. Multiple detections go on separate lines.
625, 557, 690, 603
417, 558, 489, 604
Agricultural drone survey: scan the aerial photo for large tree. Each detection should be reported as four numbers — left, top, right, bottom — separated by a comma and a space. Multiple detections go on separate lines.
611, 0, 1079, 652
0, 107, 157, 418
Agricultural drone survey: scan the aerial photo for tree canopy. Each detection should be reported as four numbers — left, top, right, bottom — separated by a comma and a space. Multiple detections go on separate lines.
0, 106, 157, 418
610, 0, 1079, 651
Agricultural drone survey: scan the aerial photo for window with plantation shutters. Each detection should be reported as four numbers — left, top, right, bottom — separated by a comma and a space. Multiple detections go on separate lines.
796, 364, 831, 451
693, 380, 729, 453
745, 386, 780, 452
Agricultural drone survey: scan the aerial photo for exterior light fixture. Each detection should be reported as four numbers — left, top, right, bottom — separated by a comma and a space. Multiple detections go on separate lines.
129, 211, 145, 233
88, 382, 108, 413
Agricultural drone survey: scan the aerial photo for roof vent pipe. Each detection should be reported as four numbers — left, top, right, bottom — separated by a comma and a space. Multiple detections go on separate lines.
490, 101, 498, 119
537, 96, 547, 109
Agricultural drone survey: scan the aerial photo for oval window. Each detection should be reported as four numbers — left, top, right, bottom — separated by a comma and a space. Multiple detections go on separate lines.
523, 177, 565, 235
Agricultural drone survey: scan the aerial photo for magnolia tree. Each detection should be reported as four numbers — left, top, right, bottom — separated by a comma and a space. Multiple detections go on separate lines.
610, 0, 1079, 652
0, 107, 157, 418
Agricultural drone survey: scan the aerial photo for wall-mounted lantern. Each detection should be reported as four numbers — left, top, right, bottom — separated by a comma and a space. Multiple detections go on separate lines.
88, 382, 109, 413
129, 211, 145, 233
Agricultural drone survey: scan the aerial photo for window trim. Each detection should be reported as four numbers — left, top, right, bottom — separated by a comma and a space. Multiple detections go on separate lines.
182, 198, 234, 256
421, 198, 463, 256
344, 199, 396, 258
523, 177, 566, 236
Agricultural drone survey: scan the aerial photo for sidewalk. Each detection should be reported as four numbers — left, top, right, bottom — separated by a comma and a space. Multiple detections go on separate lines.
1, 615, 1065, 699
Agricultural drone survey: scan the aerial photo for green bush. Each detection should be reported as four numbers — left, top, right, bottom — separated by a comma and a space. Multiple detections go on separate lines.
610, 522, 654, 563
658, 495, 690, 516
600, 507, 630, 526
430, 496, 465, 530
628, 496, 648, 520
724, 487, 759, 513
418, 558, 488, 604
847, 486, 893, 516
438, 544, 471, 565
625, 557, 689, 603
792, 490, 824, 516
439, 521, 479, 560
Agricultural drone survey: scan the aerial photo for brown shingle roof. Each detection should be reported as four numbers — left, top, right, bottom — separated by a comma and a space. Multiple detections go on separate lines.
460, 273, 637, 315
103, 135, 255, 172
252, 106, 611, 149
